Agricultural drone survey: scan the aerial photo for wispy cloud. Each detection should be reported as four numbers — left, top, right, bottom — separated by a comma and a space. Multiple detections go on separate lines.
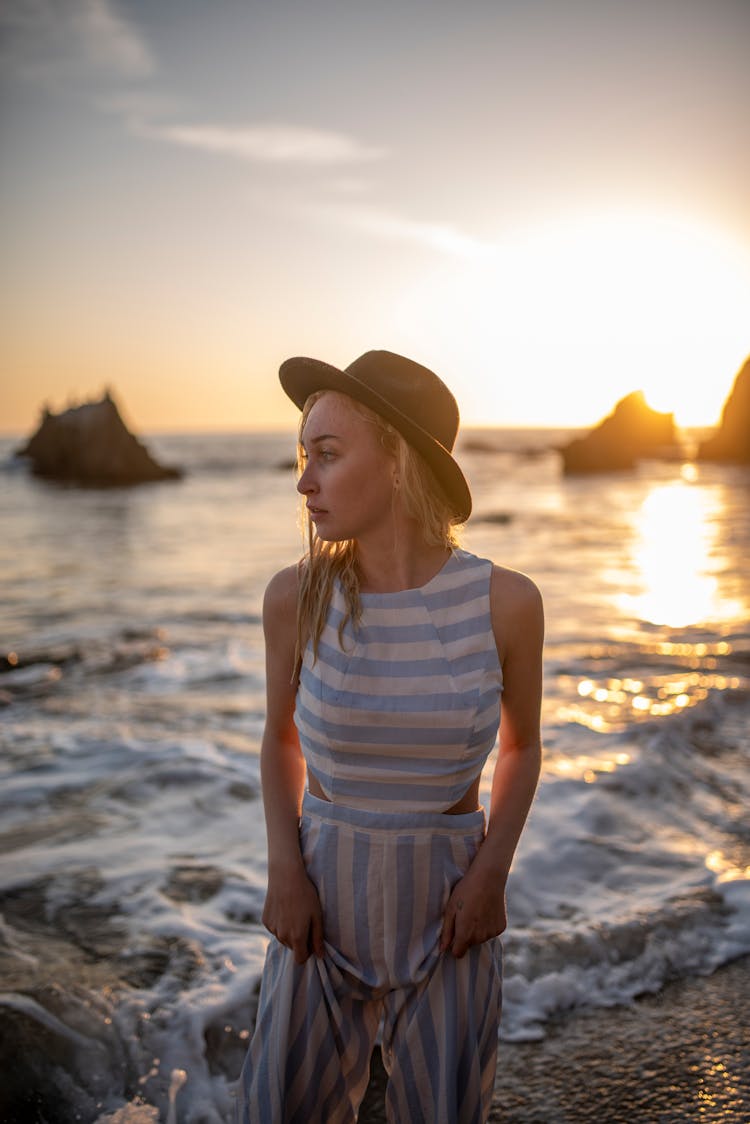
74, 0, 153, 76
313, 202, 495, 259
103, 96, 482, 258
143, 122, 387, 165
3, 1, 478, 261
99, 90, 183, 129
1, 0, 154, 81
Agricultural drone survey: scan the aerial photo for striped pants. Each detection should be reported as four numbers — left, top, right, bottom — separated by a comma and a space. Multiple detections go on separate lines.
235, 793, 503, 1123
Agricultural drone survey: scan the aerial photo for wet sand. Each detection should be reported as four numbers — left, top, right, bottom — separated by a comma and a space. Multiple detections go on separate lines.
359, 954, 750, 1122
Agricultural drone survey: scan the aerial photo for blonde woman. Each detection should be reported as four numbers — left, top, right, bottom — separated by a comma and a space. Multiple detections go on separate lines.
235, 351, 543, 1123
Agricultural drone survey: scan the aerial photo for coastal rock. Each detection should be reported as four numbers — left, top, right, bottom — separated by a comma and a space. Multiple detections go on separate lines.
696, 357, 750, 464
15, 391, 183, 486
561, 391, 677, 474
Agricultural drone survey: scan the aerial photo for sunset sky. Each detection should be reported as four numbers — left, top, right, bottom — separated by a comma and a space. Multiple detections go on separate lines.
2, 0, 749, 434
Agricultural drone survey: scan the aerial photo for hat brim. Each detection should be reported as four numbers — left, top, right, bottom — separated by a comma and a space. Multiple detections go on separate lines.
279, 356, 472, 521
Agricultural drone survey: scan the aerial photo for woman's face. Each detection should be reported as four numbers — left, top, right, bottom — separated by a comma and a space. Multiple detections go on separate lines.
297, 392, 397, 543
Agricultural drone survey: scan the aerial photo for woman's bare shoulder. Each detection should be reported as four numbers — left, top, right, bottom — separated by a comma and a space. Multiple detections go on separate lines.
265, 563, 300, 599
489, 564, 544, 636
490, 563, 542, 602
263, 564, 301, 628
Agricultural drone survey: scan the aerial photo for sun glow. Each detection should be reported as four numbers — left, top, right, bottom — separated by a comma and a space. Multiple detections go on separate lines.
398, 211, 750, 428
617, 480, 742, 628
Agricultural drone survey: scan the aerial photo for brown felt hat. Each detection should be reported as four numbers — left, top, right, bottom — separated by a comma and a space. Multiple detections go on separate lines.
279, 349, 472, 521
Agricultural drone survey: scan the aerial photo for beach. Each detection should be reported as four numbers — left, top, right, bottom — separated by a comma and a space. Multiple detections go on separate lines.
488, 953, 750, 1123
357, 954, 750, 1122
1, 429, 748, 1122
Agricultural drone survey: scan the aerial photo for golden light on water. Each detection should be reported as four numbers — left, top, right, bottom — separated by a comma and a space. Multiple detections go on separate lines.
579, 674, 706, 715
617, 480, 742, 629
546, 750, 632, 783
546, 467, 745, 734
558, 660, 740, 731
705, 850, 750, 883
694, 1054, 745, 1118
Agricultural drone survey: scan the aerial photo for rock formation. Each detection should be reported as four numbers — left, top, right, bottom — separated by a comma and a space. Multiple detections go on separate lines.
561, 391, 677, 474
16, 391, 183, 485
696, 357, 750, 464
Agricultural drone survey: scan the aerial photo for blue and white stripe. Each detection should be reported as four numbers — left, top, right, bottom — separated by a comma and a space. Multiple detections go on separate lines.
295, 549, 503, 812
235, 793, 503, 1123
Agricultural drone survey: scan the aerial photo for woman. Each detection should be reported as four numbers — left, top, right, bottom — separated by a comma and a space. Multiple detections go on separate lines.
236, 350, 543, 1123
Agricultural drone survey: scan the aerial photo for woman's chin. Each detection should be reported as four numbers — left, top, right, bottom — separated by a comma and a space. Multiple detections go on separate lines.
312, 526, 345, 543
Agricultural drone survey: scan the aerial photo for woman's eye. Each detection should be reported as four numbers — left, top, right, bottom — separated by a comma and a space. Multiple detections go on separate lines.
319, 449, 335, 461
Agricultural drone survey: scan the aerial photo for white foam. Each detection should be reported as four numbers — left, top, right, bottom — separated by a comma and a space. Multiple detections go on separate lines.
2, 431, 749, 1118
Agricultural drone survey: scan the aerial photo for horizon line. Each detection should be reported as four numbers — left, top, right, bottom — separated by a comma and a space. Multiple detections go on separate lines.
0, 420, 718, 440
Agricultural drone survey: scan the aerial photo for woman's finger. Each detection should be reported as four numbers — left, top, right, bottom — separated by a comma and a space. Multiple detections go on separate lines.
292, 930, 310, 964
450, 913, 470, 958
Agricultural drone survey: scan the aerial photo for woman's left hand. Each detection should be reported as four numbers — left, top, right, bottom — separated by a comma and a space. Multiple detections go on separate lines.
439, 863, 507, 958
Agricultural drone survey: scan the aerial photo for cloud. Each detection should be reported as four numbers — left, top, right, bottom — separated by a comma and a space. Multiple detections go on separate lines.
74, 0, 153, 77
143, 122, 387, 165
314, 202, 494, 259
97, 76, 483, 261
136, 112, 483, 257
99, 90, 182, 129
0, 0, 154, 81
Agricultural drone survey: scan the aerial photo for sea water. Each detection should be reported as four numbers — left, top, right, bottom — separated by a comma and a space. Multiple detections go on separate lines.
1, 429, 748, 1122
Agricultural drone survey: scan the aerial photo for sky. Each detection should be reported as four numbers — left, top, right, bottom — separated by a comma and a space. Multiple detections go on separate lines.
1, 0, 749, 434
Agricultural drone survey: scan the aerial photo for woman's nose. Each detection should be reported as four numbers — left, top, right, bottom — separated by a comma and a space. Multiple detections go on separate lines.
297, 463, 316, 495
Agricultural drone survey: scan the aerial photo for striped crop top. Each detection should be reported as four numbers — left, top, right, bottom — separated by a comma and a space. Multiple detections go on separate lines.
294, 549, 503, 812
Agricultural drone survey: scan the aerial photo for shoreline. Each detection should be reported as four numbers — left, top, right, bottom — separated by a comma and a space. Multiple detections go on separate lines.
359, 954, 750, 1122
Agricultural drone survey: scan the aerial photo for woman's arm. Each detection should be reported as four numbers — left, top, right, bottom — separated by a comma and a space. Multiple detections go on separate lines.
441, 565, 544, 958
259, 565, 324, 963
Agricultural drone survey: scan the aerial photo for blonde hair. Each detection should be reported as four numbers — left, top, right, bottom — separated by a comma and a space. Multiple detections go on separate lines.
294, 391, 463, 669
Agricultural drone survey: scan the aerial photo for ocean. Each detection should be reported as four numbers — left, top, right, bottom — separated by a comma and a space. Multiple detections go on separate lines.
1, 428, 748, 1123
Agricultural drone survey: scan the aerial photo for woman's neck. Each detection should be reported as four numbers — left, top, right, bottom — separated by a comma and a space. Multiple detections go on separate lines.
355, 530, 452, 594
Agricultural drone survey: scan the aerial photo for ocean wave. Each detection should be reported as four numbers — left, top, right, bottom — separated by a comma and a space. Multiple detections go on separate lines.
502, 880, 750, 1041
501, 686, 750, 1038
2, 430, 748, 1119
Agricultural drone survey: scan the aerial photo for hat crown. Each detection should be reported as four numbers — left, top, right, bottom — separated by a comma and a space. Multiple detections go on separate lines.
345, 351, 459, 452
278, 348, 471, 520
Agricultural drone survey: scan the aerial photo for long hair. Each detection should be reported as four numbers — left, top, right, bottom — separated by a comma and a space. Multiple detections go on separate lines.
294, 391, 463, 670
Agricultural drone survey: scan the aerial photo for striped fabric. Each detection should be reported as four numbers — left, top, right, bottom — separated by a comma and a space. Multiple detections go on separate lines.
295, 549, 503, 812
234, 550, 506, 1121
236, 793, 503, 1124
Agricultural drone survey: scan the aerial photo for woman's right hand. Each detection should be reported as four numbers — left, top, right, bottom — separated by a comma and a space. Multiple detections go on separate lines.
262, 863, 325, 964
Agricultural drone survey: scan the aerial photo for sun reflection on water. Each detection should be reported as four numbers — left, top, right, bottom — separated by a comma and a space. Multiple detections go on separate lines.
546, 749, 632, 783
556, 659, 741, 731
617, 479, 741, 628
705, 850, 750, 883
555, 475, 747, 731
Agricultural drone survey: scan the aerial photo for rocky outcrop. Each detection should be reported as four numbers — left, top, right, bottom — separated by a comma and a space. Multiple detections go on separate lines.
561, 391, 678, 474
16, 391, 183, 485
697, 357, 750, 464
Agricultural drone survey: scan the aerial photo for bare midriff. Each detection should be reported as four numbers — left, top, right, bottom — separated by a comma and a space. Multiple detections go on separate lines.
306, 773, 481, 814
